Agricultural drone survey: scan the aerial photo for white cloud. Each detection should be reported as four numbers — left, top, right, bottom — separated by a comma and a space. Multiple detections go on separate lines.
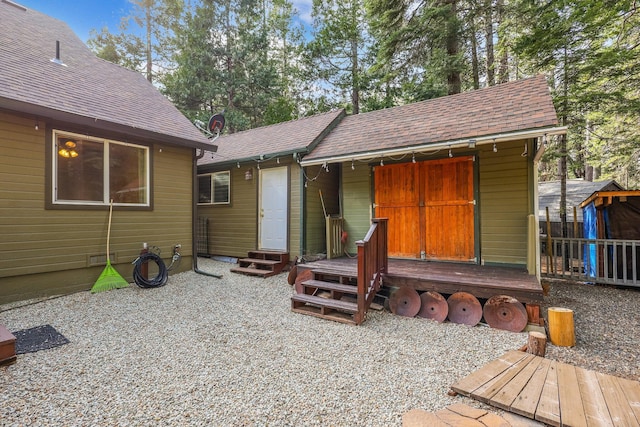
292, 0, 313, 25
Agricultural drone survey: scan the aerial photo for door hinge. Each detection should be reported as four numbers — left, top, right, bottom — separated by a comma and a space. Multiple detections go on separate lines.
469, 199, 476, 205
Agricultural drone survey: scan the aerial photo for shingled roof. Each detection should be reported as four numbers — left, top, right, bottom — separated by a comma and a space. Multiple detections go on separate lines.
0, 1, 212, 150
539, 179, 623, 222
301, 75, 563, 165
198, 109, 345, 168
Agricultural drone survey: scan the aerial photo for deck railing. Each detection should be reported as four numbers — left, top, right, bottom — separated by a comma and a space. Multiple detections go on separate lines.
325, 216, 344, 259
355, 218, 388, 324
541, 236, 640, 287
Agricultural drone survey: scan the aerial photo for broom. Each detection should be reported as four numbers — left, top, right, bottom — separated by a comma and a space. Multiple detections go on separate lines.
91, 199, 129, 293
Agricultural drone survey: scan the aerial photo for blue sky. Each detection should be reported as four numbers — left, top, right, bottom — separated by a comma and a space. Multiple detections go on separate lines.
17, 0, 133, 42
17, 0, 313, 43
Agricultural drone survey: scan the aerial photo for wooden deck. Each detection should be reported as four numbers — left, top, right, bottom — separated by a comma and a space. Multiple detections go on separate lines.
451, 350, 640, 427
297, 257, 544, 304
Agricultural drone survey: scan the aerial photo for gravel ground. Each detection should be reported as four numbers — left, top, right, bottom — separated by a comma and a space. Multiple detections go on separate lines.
541, 278, 640, 381
1, 259, 638, 426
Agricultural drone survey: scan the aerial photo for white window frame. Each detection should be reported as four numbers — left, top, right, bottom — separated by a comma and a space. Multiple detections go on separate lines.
52, 130, 150, 207
198, 171, 230, 205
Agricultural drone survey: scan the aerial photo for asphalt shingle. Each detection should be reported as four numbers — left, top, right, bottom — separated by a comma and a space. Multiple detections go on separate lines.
0, 1, 210, 148
199, 109, 345, 166
303, 75, 559, 162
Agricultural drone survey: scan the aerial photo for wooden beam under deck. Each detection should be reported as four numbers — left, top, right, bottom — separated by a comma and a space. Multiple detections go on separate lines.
297, 257, 544, 304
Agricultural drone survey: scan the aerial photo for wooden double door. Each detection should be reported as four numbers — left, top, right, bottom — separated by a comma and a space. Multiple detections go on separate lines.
374, 156, 476, 261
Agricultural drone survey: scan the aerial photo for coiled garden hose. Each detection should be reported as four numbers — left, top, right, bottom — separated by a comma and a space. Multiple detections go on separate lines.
132, 252, 168, 288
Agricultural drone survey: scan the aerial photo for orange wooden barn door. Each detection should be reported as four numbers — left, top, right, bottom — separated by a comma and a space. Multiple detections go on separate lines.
374, 163, 421, 258
422, 156, 475, 261
374, 156, 475, 261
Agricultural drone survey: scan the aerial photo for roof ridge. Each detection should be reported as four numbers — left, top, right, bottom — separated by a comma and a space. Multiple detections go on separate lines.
218, 108, 345, 138
343, 75, 547, 120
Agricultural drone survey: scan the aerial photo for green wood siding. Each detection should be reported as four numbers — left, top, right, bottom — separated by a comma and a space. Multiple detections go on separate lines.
341, 162, 372, 254
304, 164, 339, 255
0, 112, 194, 303
332, 141, 534, 267
199, 165, 258, 258
198, 158, 305, 259
478, 139, 532, 267
289, 164, 301, 257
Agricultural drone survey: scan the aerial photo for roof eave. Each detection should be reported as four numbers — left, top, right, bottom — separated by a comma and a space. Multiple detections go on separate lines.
300, 126, 567, 166
580, 190, 640, 208
1, 98, 216, 152
199, 147, 307, 171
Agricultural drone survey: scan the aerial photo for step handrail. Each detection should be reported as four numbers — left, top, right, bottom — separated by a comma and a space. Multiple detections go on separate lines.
355, 218, 388, 324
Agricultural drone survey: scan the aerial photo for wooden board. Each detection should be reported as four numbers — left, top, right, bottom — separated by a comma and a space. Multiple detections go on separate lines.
619, 376, 640, 423
556, 362, 587, 426
451, 351, 640, 427
491, 354, 543, 410
535, 359, 560, 426
597, 372, 639, 426
577, 368, 614, 427
471, 353, 535, 404
450, 350, 528, 396
510, 357, 551, 418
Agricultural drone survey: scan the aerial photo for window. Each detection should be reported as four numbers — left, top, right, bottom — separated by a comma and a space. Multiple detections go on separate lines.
53, 130, 149, 206
198, 171, 230, 205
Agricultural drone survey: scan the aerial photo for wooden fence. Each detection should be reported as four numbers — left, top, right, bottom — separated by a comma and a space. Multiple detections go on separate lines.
541, 236, 640, 287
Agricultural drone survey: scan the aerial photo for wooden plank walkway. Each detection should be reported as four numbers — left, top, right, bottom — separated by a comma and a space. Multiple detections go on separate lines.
403, 403, 545, 426
451, 350, 640, 427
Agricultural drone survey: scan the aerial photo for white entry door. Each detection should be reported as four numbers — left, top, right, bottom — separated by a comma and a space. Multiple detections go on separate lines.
259, 166, 288, 251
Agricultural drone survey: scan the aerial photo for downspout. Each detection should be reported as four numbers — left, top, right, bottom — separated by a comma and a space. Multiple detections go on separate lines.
192, 147, 223, 278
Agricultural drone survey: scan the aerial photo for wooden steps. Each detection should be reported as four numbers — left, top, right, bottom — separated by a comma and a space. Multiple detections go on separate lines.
0, 324, 17, 366
300, 279, 359, 295
291, 269, 362, 325
231, 250, 289, 278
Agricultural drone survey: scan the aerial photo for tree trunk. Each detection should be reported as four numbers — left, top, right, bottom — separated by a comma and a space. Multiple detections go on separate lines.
445, 0, 461, 94
351, 37, 359, 114
470, 18, 480, 89
560, 46, 569, 280
146, 4, 153, 82
548, 307, 575, 347
496, 0, 509, 83
526, 331, 547, 357
484, 0, 495, 86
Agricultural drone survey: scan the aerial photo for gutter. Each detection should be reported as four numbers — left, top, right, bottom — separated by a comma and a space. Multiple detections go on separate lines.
300, 126, 568, 166
199, 148, 306, 172
0, 99, 215, 152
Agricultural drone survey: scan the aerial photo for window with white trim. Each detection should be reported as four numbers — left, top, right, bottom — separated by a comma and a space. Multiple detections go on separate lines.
198, 171, 230, 204
53, 130, 150, 206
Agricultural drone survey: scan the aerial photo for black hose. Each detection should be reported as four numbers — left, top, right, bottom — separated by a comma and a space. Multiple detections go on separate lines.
133, 252, 168, 288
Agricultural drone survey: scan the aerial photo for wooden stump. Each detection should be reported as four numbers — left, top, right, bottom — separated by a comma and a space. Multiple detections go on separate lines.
526, 331, 547, 357
548, 307, 575, 347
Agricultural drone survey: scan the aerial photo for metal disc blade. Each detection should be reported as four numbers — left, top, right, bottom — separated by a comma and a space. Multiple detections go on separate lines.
287, 265, 298, 285
483, 295, 528, 332
389, 287, 421, 317
417, 291, 448, 323
447, 292, 482, 326
293, 269, 314, 294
